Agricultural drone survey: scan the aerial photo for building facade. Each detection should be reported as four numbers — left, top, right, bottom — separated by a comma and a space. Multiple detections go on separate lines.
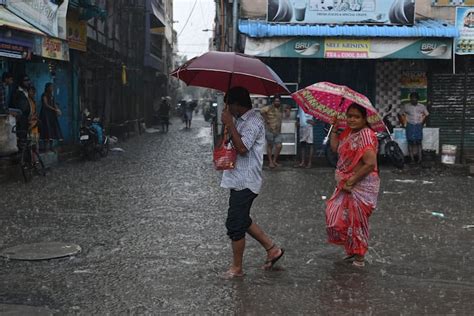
214, 0, 474, 162
0, 0, 175, 145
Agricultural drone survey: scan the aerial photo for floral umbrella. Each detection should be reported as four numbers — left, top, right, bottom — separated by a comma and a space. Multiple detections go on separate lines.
291, 82, 386, 132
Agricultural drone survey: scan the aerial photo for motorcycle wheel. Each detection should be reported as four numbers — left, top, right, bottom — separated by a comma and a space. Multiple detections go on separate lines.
385, 140, 405, 169
99, 141, 109, 157
83, 142, 97, 161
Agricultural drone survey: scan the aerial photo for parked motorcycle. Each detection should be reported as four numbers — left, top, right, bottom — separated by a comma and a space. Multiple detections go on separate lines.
79, 111, 109, 160
324, 126, 405, 169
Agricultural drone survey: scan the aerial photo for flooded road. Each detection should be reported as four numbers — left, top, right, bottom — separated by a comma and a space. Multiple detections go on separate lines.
1, 116, 473, 314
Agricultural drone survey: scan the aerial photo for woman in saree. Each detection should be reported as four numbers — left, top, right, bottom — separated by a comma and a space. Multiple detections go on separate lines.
326, 103, 380, 267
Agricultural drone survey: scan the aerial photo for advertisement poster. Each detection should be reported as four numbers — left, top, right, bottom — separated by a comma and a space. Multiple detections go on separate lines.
245, 37, 452, 59
40, 37, 70, 61
6, 0, 68, 38
432, 0, 474, 6
67, 10, 87, 52
455, 7, 474, 55
400, 71, 428, 105
265, 0, 415, 25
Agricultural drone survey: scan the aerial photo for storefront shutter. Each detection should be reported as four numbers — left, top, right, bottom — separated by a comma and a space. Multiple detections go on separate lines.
429, 73, 474, 157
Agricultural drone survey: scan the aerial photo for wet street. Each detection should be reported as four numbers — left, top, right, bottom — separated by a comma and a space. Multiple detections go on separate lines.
1, 115, 473, 315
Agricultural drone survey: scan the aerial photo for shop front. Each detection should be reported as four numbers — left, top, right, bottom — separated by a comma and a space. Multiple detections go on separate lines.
239, 18, 459, 155
0, 1, 77, 144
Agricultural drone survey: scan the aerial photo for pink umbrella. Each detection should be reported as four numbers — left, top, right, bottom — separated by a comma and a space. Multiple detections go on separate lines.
170, 51, 289, 96
291, 82, 385, 132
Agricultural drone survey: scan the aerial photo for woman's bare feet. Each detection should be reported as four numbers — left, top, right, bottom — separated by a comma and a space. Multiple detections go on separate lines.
352, 255, 365, 267
222, 267, 244, 279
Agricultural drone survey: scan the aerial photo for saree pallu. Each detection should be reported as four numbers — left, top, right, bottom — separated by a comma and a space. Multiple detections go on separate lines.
325, 128, 380, 256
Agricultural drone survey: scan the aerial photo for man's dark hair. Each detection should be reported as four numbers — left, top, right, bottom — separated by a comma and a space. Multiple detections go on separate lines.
409, 92, 419, 99
273, 95, 281, 102
18, 74, 29, 83
2, 71, 13, 82
224, 86, 252, 109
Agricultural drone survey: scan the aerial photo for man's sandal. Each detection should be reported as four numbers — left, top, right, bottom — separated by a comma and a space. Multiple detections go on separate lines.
263, 245, 285, 270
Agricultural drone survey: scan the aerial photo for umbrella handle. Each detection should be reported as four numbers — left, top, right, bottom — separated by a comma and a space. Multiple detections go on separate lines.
323, 125, 334, 145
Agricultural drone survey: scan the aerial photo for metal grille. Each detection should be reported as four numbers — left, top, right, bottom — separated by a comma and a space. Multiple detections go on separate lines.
429, 73, 474, 158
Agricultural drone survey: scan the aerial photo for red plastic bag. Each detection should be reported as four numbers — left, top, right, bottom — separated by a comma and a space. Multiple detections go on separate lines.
213, 128, 237, 170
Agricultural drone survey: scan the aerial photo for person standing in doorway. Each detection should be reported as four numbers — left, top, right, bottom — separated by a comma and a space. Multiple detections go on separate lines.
0, 72, 14, 114
260, 96, 283, 168
220, 86, 284, 279
39, 83, 63, 152
400, 92, 429, 163
159, 96, 171, 133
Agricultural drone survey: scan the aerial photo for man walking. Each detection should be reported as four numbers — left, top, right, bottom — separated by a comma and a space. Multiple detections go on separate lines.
260, 96, 283, 168
400, 92, 429, 163
159, 96, 171, 133
220, 87, 284, 279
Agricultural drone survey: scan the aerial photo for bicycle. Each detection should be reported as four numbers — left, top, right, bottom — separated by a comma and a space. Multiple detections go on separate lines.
16, 130, 46, 183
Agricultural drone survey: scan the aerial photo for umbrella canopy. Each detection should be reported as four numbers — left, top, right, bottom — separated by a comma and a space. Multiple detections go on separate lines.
170, 51, 289, 96
291, 82, 385, 132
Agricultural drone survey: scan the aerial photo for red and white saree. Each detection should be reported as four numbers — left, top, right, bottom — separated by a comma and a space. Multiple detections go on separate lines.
326, 127, 380, 256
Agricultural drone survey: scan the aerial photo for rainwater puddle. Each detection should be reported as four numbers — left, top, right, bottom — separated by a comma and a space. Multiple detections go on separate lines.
195, 127, 212, 144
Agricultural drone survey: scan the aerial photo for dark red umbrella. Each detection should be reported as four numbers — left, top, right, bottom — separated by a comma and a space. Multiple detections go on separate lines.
170, 51, 289, 96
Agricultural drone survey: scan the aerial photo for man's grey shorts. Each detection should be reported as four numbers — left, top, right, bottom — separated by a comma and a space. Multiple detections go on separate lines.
266, 131, 282, 145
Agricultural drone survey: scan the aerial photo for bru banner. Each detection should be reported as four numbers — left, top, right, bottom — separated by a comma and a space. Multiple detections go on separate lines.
245, 37, 452, 59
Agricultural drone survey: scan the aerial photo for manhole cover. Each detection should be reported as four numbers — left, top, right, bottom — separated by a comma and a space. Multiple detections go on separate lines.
0, 304, 54, 315
0, 242, 81, 260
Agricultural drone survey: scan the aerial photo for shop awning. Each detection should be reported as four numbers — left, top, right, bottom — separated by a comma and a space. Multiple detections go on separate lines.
0, 6, 46, 36
239, 19, 459, 38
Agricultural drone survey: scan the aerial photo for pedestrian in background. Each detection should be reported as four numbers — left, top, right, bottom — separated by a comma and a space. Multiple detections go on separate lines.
220, 86, 284, 279
11, 74, 31, 137
399, 92, 429, 163
159, 96, 171, 133
183, 99, 193, 129
326, 103, 380, 268
39, 82, 63, 152
296, 107, 316, 168
27, 86, 39, 147
260, 95, 283, 168
0, 71, 13, 114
